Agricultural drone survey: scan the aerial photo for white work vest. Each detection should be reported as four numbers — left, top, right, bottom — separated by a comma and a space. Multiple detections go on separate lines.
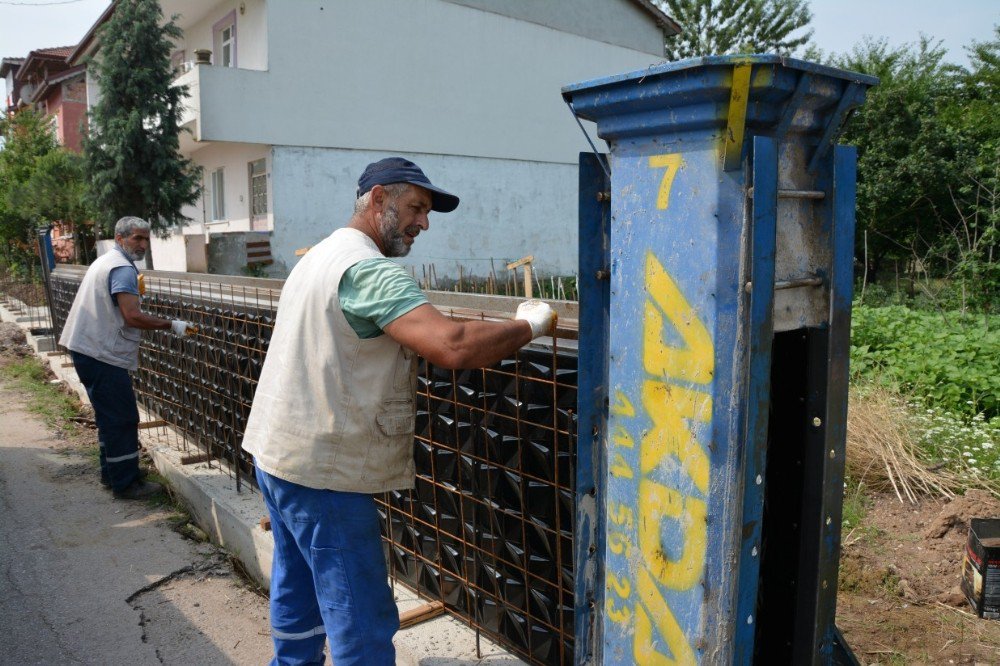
59, 247, 142, 371
241, 228, 418, 493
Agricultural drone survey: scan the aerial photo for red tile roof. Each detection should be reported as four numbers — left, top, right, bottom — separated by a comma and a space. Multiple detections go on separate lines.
33, 46, 76, 59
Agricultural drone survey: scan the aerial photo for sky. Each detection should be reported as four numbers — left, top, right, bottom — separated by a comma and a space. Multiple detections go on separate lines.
0, 0, 998, 104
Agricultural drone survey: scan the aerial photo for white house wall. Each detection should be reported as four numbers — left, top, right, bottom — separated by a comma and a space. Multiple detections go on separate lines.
181, 141, 272, 233
149, 232, 189, 271
442, 0, 665, 54
270, 146, 579, 279
169, 0, 267, 70
84, 62, 101, 110
197, 0, 664, 164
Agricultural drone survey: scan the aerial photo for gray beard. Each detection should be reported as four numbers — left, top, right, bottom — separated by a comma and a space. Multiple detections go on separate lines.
121, 246, 145, 262
379, 203, 410, 258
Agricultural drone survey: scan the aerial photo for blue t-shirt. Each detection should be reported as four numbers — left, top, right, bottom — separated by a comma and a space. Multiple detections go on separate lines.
339, 258, 427, 339
108, 249, 139, 305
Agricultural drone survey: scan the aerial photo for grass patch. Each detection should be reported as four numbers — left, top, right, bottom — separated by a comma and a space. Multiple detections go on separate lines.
0, 355, 83, 430
842, 480, 870, 531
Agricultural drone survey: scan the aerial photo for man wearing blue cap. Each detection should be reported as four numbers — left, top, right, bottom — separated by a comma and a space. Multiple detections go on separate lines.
242, 157, 556, 666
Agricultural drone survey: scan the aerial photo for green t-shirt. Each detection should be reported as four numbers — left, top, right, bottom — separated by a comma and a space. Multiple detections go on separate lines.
339, 258, 427, 339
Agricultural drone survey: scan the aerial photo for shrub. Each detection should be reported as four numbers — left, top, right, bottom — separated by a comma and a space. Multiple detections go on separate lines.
851, 304, 1000, 418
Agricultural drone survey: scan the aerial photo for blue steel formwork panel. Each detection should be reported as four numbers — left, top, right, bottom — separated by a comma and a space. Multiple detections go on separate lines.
733, 135, 779, 661
564, 55, 876, 664
575, 153, 611, 664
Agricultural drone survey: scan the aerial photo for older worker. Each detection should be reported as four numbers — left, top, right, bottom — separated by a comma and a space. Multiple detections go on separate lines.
60, 216, 195, 500
242, 157, 555, 666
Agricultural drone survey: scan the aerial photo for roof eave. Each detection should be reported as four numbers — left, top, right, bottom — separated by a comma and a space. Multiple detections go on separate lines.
1, 57, 25, 76
68, 1, 115, 66
29, 64, 87, 103
630, 0, 681, 36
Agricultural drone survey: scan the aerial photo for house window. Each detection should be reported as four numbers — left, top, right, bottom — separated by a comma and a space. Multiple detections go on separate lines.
170, 50, 186, 75
211, 168, 225, 220
249, 158, 268, 215
213, 11, 237, 68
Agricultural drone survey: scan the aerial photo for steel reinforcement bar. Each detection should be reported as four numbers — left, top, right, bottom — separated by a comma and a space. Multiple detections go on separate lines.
48, 265, 579, 666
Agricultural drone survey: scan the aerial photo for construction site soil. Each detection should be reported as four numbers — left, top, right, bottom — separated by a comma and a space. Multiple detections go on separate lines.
838, 490, 1000, 664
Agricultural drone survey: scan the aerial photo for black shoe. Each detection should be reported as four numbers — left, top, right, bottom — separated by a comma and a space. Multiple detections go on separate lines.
113, 479, 163, 500
101, 468, 144, 489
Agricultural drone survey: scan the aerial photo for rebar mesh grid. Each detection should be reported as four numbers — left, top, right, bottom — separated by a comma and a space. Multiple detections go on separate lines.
0, 266, 54, 334
381, 347, 577, 665
46, 267, 578, 665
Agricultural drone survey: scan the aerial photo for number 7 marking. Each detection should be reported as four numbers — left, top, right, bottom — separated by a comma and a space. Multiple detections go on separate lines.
649, 153, 684, 210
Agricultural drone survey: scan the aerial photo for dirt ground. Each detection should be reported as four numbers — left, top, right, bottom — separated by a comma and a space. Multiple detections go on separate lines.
838, 490, 1000, 664
0, 322, 277, 665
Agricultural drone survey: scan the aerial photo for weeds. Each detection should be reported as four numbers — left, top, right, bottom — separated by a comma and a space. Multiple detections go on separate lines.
841, 479, 869, 531
908, 401, 1000, 481
0, 356, 83, 430
0, 354, 196, 525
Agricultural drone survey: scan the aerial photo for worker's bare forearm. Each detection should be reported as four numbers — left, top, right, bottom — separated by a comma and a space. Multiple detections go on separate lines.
434, 319, 533, 369
117, 293, 170, 330
123, 311, 172, 330
383, 303, 534, 369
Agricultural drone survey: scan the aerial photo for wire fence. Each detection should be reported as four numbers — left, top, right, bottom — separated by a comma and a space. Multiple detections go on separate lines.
33, 263, 580, 666
0, 263, 55, 335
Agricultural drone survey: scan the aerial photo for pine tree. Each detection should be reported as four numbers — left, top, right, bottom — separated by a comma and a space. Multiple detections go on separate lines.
656, 0, 813, 60
83, 0, 200, 241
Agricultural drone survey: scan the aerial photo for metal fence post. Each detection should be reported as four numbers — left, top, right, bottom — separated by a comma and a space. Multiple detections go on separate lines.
564, 56, 877, 663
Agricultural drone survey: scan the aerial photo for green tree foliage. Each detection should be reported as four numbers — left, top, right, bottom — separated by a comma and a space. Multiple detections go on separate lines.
83, 0, 200, 238
835, 38, 960, 277
946, 28, 1000, 312
11, 149, 94, 263
851, 304, 1000, 418
836, 32, 999, 312
655, 0, 813, 60
0, 109, 58, 267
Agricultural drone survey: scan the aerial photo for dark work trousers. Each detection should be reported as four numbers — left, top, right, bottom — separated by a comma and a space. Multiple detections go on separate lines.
70, 351, 141, 492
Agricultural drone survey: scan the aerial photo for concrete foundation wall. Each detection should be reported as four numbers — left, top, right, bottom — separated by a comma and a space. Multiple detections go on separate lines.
206, 230, 271, 276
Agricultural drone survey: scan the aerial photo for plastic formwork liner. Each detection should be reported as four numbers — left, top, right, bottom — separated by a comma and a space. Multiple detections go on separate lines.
48, 266, 578, 666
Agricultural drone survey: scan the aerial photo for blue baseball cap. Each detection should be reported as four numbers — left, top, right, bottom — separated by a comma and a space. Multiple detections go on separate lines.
356, 157, 460, 213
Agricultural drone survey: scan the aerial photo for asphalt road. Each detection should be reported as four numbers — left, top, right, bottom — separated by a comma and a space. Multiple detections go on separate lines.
0, 368, 275, 665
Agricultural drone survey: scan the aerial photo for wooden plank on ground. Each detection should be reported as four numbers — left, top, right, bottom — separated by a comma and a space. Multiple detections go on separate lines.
138, 419, 167, 429
398, 601, 445, 629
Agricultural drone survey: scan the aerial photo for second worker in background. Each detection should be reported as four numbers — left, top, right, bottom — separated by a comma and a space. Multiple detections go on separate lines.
60, 216, 196, 500
241, 157, 556, 666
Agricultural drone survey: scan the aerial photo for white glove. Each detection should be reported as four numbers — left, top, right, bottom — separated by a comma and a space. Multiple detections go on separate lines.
170, 320, 196, 336
515, 300, 557, 339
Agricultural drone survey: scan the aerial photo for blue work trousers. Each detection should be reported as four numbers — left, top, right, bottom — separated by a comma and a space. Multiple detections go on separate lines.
70, 351, 141, 492
255, 465, 398, 666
